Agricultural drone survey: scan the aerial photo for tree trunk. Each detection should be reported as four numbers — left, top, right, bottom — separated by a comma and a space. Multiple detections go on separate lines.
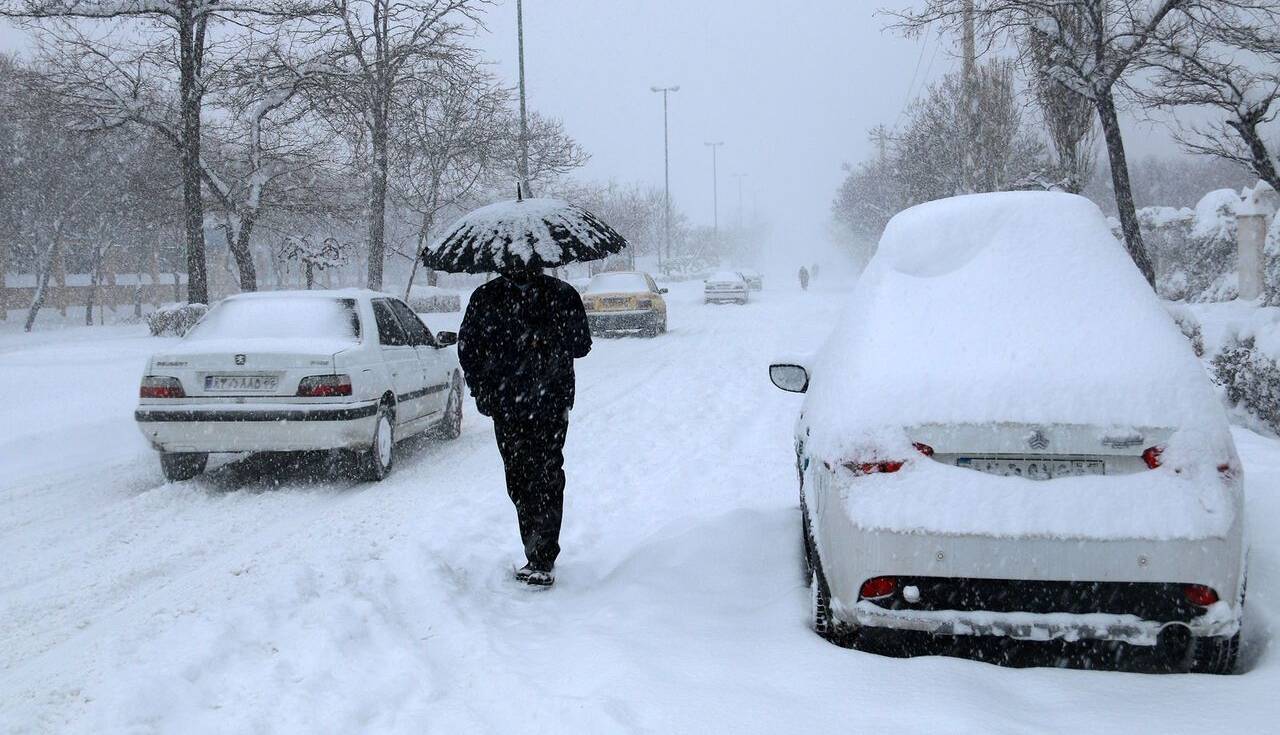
24, 234, 60, 333
1233, 119, 1280, 194
178, 7, 209, 304
367, 114, 389, 291
223, 216, 259, 292
1095, 89, 1156, 288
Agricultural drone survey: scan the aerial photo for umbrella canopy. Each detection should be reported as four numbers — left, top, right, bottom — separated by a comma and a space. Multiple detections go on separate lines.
423, 197, 629, 274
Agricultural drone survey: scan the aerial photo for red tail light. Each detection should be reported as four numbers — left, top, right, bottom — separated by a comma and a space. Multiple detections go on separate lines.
297, 374, 352, 397
1142, 446, 1163, 469
140, 376, 185, 398
860, 576, 898, 599
913, 442, 935, 457
838, 444, 933, 476
1183, 584, 1219, 607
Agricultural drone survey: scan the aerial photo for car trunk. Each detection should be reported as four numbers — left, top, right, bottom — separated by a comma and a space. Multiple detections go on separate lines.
149, 339, 351, 400
910, 422, 1174, 479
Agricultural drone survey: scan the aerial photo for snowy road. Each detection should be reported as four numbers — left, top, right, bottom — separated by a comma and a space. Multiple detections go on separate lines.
2, 282, 1279, 733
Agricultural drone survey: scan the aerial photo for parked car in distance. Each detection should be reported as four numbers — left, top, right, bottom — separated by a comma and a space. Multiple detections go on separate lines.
581, 271, 668, 337
135, 290, 464, 483
739, 269, 763, 291
704, 270, 750, 304
771, 192, 1246, 674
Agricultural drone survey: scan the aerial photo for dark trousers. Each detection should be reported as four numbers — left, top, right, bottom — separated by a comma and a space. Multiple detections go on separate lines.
493, 409, 570, 569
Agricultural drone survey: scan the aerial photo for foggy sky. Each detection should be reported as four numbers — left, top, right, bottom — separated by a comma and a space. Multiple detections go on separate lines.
1, 2, 1181, 269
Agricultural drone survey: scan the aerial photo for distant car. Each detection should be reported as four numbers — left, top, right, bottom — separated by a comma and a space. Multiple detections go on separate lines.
135, 290, 463, 482
739, 269, 763, 291
581, 271, 668, 337
771, 192, 1246, 673
704, 270, 749, 304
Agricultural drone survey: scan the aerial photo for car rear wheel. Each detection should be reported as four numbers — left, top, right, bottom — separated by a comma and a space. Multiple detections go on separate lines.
1189, 632, 1241, 674
804, 507, 856, 647
360, 404, 395, 481
160, 451, 207, 482
435, 377, 463, 440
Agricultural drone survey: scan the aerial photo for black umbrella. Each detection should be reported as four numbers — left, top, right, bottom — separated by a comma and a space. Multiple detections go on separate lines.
423, 197, 629, 274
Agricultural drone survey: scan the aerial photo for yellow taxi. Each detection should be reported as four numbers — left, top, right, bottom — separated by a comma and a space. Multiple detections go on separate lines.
580, 271, 668, 337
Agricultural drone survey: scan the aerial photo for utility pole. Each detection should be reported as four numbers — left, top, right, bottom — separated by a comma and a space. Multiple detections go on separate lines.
704, 141, 724, 235
517, 0, 531, 197
651, 85, 679, 266
732, 173, 747, 228
868, 125, 892, 164
960, 0, 978, 193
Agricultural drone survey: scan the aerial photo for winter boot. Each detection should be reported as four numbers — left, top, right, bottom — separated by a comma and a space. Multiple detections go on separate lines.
515, 563, 555, 587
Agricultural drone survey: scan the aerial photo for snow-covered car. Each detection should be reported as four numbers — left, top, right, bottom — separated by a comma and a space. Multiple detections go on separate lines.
704, 270, 750, 304
770, 192, 1246, 673
135, 290, 464, 482
739, 269, 763, 291
581, 271, 668, 336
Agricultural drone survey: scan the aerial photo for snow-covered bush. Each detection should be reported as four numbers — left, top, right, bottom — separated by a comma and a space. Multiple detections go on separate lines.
1139, 190, 1239, 302
1212, 337, 1280, 433
406, 285, 461, 313
1165, 303, 1205, 357
1264, 215, 1280, 306
146, 302, 208, 337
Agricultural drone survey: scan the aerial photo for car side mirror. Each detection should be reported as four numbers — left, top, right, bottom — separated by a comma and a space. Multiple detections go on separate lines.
435, 331, 458, 347
659, 288, 669, 294
769, 364, 809, 393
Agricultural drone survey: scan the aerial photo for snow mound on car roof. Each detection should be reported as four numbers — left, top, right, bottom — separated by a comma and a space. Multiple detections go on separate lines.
803, 192, 1228, 458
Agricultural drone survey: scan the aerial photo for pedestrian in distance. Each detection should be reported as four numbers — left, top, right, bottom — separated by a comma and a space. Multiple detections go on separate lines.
799, 265, 810, 291
457, 264, 592, 587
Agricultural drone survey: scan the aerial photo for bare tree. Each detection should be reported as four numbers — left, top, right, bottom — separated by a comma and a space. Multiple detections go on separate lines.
1139, 4, 1280, 193
0, 0, 330, 304
890, 0, 1206, 287
1020, 4, 1096, 193
300, 0, 490, 291
201, 49, 331, 291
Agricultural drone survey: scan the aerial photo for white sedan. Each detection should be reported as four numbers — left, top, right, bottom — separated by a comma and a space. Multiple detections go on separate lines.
771, 192, 1246, 673
704, 270, 750, 304
136, 290, 463, 482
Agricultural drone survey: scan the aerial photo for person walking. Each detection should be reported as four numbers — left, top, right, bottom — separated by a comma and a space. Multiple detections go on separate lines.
457, 264, 592, 587
798, 265, 810, 291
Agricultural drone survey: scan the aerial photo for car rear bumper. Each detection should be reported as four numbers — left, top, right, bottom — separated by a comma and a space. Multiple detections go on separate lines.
135, 400, 379, 452
588, 309, 656, 330
814, 487, 1246, 645
705, 290, 747, 301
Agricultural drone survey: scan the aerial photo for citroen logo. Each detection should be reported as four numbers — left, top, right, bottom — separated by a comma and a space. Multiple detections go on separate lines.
1027, 429, 1050, 451
234, 354, 246, 366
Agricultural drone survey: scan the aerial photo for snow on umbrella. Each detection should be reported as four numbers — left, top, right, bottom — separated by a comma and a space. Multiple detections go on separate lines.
423, 197, 629, 274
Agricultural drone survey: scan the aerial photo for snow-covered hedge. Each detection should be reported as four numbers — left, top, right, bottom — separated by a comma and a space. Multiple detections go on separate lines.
1212, 337, 1280, 434
406, 285, 461, 313
146, 302, 208, 337
1138, 189, 1239, 302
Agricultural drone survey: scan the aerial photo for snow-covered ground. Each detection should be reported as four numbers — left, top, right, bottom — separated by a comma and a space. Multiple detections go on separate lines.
2, 280, 1279, 733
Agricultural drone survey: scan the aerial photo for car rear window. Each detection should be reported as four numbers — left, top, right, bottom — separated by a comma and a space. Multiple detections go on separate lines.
586, 273, 650, 294
709, 271, 743, 282
185, 297, 361, 341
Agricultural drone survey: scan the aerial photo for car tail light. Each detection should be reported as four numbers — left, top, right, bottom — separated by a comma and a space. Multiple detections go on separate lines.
297, 374, 352, 397
860, 576, 898, 599
837, 444, 934, 476
140, 376, 185, 398
1183, 584, 1219, 607
1142, 445, 1163, 469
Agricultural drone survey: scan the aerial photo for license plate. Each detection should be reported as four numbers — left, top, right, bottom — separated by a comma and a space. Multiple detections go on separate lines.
603, 298, 631, 308
956, 457, 1105, 479
204, 375, 279, 393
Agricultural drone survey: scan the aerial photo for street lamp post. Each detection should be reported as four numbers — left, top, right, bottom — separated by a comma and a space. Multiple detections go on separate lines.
704, 141, 724, 235
651, 85, 679, 266
517, 0, 530, 197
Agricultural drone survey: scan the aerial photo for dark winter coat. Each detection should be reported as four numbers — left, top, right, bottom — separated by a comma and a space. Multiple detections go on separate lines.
458, 273, 592, 418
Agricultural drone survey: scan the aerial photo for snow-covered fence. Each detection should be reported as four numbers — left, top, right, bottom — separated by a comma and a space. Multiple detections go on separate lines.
3, 272, 188, 322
